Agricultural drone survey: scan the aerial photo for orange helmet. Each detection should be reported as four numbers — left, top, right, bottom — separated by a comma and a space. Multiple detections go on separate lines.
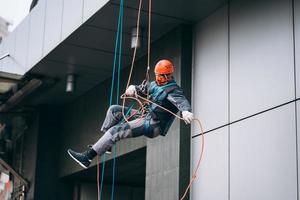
154, 59, 174, 85
154, 59, 174, 75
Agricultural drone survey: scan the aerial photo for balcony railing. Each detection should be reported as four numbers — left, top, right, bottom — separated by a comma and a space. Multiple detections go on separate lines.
0, 158, 28, 200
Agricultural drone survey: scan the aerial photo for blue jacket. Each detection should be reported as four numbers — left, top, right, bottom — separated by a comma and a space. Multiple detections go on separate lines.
136, 80, 191, 136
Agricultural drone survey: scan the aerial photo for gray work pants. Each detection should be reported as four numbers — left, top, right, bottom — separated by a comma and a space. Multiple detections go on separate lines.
92, 105, 161, 156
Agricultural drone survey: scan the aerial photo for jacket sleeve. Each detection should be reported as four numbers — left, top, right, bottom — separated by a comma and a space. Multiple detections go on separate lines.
167, 87, 192, 112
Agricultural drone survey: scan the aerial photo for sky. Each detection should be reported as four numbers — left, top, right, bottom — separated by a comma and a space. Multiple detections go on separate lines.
0, 0, 32, 31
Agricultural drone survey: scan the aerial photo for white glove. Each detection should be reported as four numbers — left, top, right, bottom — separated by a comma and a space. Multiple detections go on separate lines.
182, 111, 194, 124
125, 85, 137, 97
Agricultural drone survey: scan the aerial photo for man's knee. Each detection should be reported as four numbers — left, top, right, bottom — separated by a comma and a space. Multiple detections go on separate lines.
110, 124, 131, 142
108, 105, 121, 112
107, 105, 123, 119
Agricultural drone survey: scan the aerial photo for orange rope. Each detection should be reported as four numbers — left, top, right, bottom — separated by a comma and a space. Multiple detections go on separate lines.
97, 156, 100, 200
120, 94, 205, 199
180, 118, 204, 200
122, 0, 143, 122
147, 0, 152, 69
145, 0, 152, 99
116, 0, 204, 197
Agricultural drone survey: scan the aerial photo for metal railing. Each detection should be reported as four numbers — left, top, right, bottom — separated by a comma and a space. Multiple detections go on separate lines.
0, 158, 28, 200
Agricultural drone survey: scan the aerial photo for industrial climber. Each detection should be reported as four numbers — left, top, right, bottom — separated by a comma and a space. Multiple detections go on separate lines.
67, 59, 194, 168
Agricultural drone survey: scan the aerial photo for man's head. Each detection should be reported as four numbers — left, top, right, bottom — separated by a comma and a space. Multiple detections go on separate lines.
154, 59, 174, 86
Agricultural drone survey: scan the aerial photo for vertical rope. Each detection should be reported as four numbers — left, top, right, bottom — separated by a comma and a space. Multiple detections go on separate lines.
97, 156, 100, 200
98, 1, 124, 199
116, 0, 124, 105
111, 0, 124, 199
146, 0, 152, 99
122, 0, 143, 122
99, 154, 106, 200
98, 154, 106, 200
147, 0, 152, 68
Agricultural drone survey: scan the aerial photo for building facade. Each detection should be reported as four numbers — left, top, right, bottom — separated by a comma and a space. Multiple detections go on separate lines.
192, 0, 299, 199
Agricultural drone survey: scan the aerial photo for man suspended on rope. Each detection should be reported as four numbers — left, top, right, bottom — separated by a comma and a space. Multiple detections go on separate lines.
67, 59, 194, 168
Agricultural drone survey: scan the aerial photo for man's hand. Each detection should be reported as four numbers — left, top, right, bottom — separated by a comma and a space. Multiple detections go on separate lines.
125, 85, 137, 97
182, 111, 194, 124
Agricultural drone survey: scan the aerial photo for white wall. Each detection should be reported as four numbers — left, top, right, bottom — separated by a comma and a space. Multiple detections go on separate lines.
0, 0, 110, 76
192, 6, 228, 132
192, 0, 299, 199
230, 104, 297, 200
296, 0, 300, 98
230, 0, 294, 121
191, 128, 229, 199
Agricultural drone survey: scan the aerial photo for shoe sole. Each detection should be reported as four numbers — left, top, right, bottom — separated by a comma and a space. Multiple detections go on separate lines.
67, 150, 88, 169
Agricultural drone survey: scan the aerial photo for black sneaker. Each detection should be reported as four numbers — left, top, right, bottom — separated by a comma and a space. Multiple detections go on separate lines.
67, 149, 91, 169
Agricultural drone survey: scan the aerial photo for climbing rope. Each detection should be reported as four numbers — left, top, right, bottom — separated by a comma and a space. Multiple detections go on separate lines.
97, 156, 100, 200
180, 118, 204, 200
145, 0, 152, 99
97, 0, 124, 199
119, 93, 205, 200
121, 0, 143, 122
111, 0, 124, 197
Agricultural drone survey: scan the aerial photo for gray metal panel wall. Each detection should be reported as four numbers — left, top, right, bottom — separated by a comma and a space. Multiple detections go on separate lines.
14, 17, 30, 75
27, 0, 47, 67
146, 121, 180, 200
61, 0, 84, 41
43, 0, 64, 56
295, 0, 300, 98
230, 104, 297, 200
230, 0, 294, 121
296, 101, 300, 196
192, 7, 229, 199
192, 0, 299, 199
192, 5, 228, 132
191, 128, 228, 200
